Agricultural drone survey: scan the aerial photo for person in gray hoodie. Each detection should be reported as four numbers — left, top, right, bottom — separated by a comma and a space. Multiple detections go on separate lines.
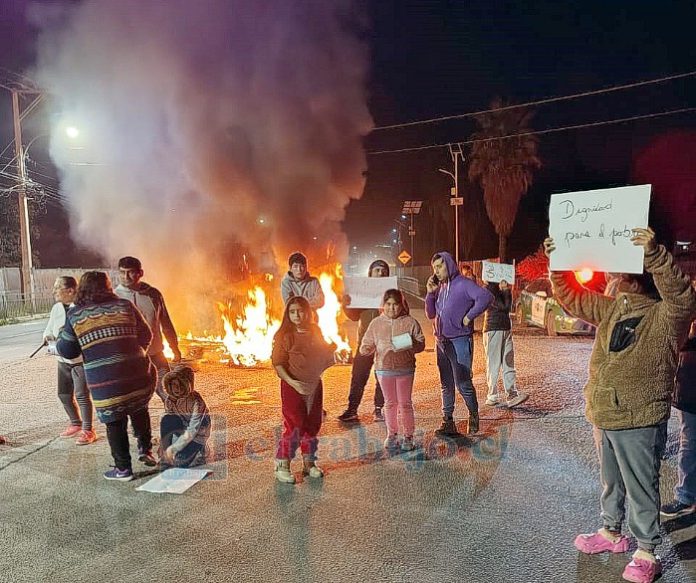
280, 252, 325, 310
425, 251, 493, 435
115, 256, 181, 404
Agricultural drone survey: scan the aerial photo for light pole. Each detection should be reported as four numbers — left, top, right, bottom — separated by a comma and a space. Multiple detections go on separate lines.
438, 143, 464, 265
401, 200, 422, 275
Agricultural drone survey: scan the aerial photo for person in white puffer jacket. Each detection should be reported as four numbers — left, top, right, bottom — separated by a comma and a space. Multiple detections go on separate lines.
43, 276, 96, 445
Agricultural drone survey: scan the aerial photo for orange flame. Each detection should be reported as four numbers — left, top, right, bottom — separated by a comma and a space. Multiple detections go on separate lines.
316, 266, 351, 358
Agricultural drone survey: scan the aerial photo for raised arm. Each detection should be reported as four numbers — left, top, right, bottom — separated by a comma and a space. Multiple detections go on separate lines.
544, 237, 613, 326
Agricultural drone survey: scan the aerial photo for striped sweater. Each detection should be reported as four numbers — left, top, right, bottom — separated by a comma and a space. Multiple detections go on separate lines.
57, 298, 155, 423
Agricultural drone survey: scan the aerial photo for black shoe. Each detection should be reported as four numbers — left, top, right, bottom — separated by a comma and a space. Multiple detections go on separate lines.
468, 412, 480, 434
337, 409, 359, 422
435, 417, 459, 436
373, 407, 384, 422
660, 500, 696, 519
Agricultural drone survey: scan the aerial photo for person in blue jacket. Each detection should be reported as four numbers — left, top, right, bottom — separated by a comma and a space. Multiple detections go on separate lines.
425, 251, 493, 435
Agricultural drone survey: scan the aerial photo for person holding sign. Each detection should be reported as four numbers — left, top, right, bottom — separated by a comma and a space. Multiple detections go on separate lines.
337, 259, 390, 423
359, 289, 425, 451
482, 279, 528, 408
544, 227, 696, 583
426, 251, 494, 436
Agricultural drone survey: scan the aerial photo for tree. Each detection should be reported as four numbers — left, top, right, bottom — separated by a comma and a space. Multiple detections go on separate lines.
468, 99, 541, 262
516, 245, 548, 285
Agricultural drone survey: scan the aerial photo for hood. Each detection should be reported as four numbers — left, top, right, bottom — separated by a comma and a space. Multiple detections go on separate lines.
431, 251, 459, 281
368, 259, 390, 277
162, 366, 194, 400
284, 271, 311, 282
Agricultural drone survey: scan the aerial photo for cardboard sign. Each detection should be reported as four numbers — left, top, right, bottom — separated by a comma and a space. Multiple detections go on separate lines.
481, 261, 515, 284
343, 276, 398, 309
548, 185, 651, 273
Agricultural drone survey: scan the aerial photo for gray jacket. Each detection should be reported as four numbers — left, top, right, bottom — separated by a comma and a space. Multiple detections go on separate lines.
280, 272, 325, 310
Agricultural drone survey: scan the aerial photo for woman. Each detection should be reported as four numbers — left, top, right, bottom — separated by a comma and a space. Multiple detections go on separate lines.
44, 276, 96, 444
57, 271, 156, 481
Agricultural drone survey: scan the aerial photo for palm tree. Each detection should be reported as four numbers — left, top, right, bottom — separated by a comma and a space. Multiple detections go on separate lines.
468, 99, 541, 262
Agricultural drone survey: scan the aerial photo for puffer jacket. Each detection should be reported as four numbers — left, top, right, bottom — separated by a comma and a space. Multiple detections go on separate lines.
359, 311, 426, 372
551, 244, 696, 430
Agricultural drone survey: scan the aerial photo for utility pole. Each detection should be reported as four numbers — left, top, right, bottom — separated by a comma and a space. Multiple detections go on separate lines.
439, 144, 465, 265
11, 90, 34, 304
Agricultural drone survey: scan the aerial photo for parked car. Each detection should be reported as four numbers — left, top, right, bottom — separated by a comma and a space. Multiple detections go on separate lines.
515, 278, 594, 336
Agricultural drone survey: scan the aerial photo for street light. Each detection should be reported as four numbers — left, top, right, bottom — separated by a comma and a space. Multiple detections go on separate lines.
401, 200, 423, 272
438, 143, 464, 265
65, 126, 80, 139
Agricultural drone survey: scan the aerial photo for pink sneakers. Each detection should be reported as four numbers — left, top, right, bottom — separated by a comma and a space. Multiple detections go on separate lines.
574, 530, 631, 554
60, 425, 82, 438
622, 555, 661, 583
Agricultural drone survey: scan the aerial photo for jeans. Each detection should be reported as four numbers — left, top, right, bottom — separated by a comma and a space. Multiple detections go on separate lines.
149, 351, 171, 403
160, 413, 210, 467
377, 373, 415, 437
675, 409, 696, 505
105, 407, 153, 471
57, 361, 93, 431
436, 336, 478, 417
347, 351, 384, 410
593, 423, 667, 551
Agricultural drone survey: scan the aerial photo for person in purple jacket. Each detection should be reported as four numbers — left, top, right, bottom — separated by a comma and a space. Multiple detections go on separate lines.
426, 251, 493, 435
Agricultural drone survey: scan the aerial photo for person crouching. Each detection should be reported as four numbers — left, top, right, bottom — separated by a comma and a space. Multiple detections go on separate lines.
159, 366, 211, 468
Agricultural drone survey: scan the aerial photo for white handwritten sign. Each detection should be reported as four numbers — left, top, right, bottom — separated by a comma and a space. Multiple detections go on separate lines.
548, 185, 651, 274
343, 276, 398, 309
481, 261, 515, 284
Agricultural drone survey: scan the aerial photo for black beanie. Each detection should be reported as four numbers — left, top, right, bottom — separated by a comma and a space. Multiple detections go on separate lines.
368, 259, 390, 277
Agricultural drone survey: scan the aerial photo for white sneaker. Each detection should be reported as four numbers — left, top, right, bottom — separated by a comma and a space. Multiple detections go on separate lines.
384, 435, 400, 450
401, 436, 416, 451
274, 459, 296, 484
303, 464, 324, 479
485, 395, 499, 406
506, 391, 529, 408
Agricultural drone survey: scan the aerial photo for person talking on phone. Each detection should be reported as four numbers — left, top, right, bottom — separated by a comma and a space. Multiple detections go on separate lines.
426, 251, 493, 435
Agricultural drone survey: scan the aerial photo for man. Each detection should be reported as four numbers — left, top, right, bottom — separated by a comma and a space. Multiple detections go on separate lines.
426, 251, 493, 435
337, 259, 390, 423
482, 279, 528, 408
115, 256, 181, 403
661, 319, 696, 519
545, 228, 696, 583
281, 252, 325, 310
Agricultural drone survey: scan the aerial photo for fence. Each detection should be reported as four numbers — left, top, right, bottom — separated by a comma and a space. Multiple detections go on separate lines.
0, 267, 118, 322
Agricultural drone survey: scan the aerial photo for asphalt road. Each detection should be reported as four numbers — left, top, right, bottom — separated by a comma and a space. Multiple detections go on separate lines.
0, 313, 694, 583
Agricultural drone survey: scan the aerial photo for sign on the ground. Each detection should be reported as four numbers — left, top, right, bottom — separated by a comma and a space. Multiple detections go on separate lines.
398, 250, 412, 265
548, 184, 651, 273
343, 275, 399, 309
481, 261, 515, 284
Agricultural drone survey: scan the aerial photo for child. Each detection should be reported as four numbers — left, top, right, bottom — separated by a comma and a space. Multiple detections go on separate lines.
159, 366, 211, 468
44, 276, 96, 445
271, 296, 335, 484
280, 251, 325, 310
360, 289, 425, 451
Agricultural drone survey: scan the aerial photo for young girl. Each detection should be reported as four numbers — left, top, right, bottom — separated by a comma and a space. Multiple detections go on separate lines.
360, 289, 425, 451
43, 276, 96, 445
271, 296, 335, 484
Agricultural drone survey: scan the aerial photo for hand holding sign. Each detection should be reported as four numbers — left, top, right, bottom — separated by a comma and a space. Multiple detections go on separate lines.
548, 185, 651, 273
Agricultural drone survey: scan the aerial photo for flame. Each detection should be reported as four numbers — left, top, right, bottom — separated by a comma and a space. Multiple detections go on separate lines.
162, 337, 175, 360
220, 287, 281, 366
174, 266, 350, 367
316, 266, 351, 359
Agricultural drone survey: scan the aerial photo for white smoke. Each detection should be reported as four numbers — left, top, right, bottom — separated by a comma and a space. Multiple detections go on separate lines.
30, 0, 373, 327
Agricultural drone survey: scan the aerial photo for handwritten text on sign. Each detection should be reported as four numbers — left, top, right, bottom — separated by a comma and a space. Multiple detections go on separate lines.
343, 276, 398, 309
548, 185, 651, 274
481, 261, 515, 284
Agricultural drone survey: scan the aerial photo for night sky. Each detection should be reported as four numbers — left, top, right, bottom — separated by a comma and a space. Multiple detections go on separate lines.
2, 0, 696, 266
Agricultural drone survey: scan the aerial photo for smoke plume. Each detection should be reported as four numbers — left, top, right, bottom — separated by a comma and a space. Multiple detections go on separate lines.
30, 0, 373, 328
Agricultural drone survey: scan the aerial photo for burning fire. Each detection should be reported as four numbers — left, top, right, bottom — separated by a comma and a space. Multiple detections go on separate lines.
166, 265, 351, 367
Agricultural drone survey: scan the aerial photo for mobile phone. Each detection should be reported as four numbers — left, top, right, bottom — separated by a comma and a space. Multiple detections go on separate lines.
431, 275, 439, 285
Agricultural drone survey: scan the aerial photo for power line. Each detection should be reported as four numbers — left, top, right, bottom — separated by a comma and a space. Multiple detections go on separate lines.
367, 106, 696, 156
371, 69, 696, 132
